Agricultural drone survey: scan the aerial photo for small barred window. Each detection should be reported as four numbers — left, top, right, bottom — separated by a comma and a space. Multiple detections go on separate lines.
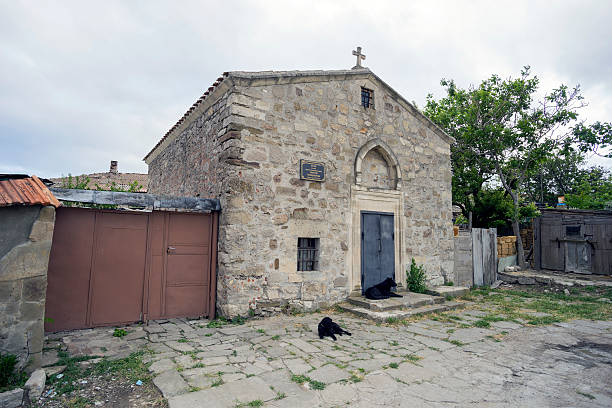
361, 87, 374, 108
297, 238, 319, 271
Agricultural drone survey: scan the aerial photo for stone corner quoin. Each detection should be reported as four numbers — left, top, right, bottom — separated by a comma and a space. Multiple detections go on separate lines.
146, 71, 454, 317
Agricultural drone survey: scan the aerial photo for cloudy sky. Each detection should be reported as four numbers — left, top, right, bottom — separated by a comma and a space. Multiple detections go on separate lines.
1, 0, 611, 178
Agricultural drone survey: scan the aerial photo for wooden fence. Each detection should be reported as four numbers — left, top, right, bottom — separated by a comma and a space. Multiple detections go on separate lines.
472, 228, 498, 286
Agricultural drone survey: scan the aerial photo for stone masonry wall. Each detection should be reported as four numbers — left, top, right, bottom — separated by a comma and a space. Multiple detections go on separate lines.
148, 72, 454, 317
0, 205, 56, 372
148, 91, 232, 198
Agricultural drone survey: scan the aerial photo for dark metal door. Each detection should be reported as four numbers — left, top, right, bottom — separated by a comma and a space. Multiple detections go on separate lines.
361, 212, 394, 293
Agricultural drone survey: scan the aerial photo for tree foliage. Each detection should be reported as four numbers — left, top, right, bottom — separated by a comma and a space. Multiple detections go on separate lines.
425, 67, 588, 266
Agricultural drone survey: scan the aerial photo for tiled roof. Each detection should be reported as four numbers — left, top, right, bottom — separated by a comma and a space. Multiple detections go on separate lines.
0, 175, 61, 208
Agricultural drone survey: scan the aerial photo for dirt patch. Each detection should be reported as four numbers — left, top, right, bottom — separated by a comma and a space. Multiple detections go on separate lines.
36, 372, 166, 408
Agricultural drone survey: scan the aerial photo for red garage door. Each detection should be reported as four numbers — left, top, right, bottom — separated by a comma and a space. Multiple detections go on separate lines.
45, 207, 218, 332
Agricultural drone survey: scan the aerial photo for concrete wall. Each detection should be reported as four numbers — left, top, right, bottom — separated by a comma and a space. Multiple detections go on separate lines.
0, 205, 55, 371
453, 231, 473, 287
148, 72, 454, 317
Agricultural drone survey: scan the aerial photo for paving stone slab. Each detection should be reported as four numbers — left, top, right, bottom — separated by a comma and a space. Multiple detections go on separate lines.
153, 369, 189, 398
283, 358, 312, 375
165, 340, 196, 352
41, 350, 59, 367
319, 382, 358, 405
259, 369, 305, 397
308, 364, 350, 384
287, 338, 320, 353
448, 327, 492, 344
168, 376, 276, 408
149, 358, 175, 374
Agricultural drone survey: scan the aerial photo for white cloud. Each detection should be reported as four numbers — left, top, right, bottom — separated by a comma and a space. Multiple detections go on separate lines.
1, 0, 610, 178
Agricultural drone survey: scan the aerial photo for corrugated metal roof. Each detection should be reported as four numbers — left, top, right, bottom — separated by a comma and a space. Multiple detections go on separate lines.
0, 175, 61, 208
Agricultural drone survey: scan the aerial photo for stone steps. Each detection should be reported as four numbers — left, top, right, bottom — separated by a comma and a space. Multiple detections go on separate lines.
337, 299, 466, 322
428, 285, 470, 297
346, 292, 443, 312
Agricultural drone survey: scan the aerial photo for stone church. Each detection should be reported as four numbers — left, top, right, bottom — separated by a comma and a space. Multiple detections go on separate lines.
145, 50, 454, 316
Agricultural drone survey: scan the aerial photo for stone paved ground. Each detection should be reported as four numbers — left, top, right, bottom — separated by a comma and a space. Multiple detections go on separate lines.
47, 305, 612, 408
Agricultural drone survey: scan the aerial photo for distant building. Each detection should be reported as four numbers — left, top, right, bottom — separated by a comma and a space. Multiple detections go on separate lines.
50, 160, 148, 192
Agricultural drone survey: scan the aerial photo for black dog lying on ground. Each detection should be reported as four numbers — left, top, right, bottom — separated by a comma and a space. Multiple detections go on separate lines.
318, 317, 352, 341
364, 277, 403, 300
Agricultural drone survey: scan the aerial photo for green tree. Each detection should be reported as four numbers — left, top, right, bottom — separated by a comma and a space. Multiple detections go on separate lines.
565, 168, 612, 210
522, 146, 586, 205
574, 121, 612, 158
425, 67, 585, 266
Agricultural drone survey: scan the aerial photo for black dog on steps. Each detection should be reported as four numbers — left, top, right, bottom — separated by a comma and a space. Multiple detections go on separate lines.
318, 317, 352, 341
365, 277, 403, 300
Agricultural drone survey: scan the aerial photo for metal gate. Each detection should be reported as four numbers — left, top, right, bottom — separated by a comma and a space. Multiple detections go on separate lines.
45, 207, 218, 331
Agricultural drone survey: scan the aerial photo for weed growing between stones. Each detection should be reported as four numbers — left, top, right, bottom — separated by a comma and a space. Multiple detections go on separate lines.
444, 339, 465, 347
65, 395, 91, 408
234, 400, 264, 408
275, 392, 286, 400
403, 354, 422, 364
576, 390, 596, 400
290, 374, 326, 390
388, 362, 399, 369
112, 328, 128, 338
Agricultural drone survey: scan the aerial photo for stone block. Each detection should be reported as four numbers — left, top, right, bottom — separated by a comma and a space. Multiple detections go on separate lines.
22, 276, 47, 302
24, 369, 46, 401
0, 388, 23, 408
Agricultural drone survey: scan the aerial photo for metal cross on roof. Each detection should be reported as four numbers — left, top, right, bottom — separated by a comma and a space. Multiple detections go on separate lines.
352, 46, 366, 69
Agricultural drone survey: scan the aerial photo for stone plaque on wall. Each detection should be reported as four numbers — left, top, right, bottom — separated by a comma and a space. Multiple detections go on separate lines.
300, 160, 325, 182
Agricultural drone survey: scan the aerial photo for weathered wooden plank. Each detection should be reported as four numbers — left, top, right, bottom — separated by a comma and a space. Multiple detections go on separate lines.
50, 188, 221, 213
534, 217, 542, 270
488, 228, 498, 285
472, 228, 484, 286
483, 229, 495, 286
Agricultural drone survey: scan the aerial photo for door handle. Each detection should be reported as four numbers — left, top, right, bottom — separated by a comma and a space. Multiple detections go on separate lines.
167, 247, 176, 253
378, 239, 382, 252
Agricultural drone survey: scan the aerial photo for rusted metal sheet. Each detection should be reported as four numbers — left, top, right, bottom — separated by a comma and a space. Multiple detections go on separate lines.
45, 207, 218, 331
88, 212, 148, 326
164, 213, 212, 318
45, 207, 95, 332
0, 175, 60, 208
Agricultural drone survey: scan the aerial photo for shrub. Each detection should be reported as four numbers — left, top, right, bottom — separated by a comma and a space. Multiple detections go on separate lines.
406, 258, 427, 293
0, 353, 26, 392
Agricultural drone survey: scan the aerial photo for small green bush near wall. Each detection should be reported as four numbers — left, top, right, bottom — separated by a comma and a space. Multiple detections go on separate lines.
406, 258, 427, 294
0, 353, 27, 392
